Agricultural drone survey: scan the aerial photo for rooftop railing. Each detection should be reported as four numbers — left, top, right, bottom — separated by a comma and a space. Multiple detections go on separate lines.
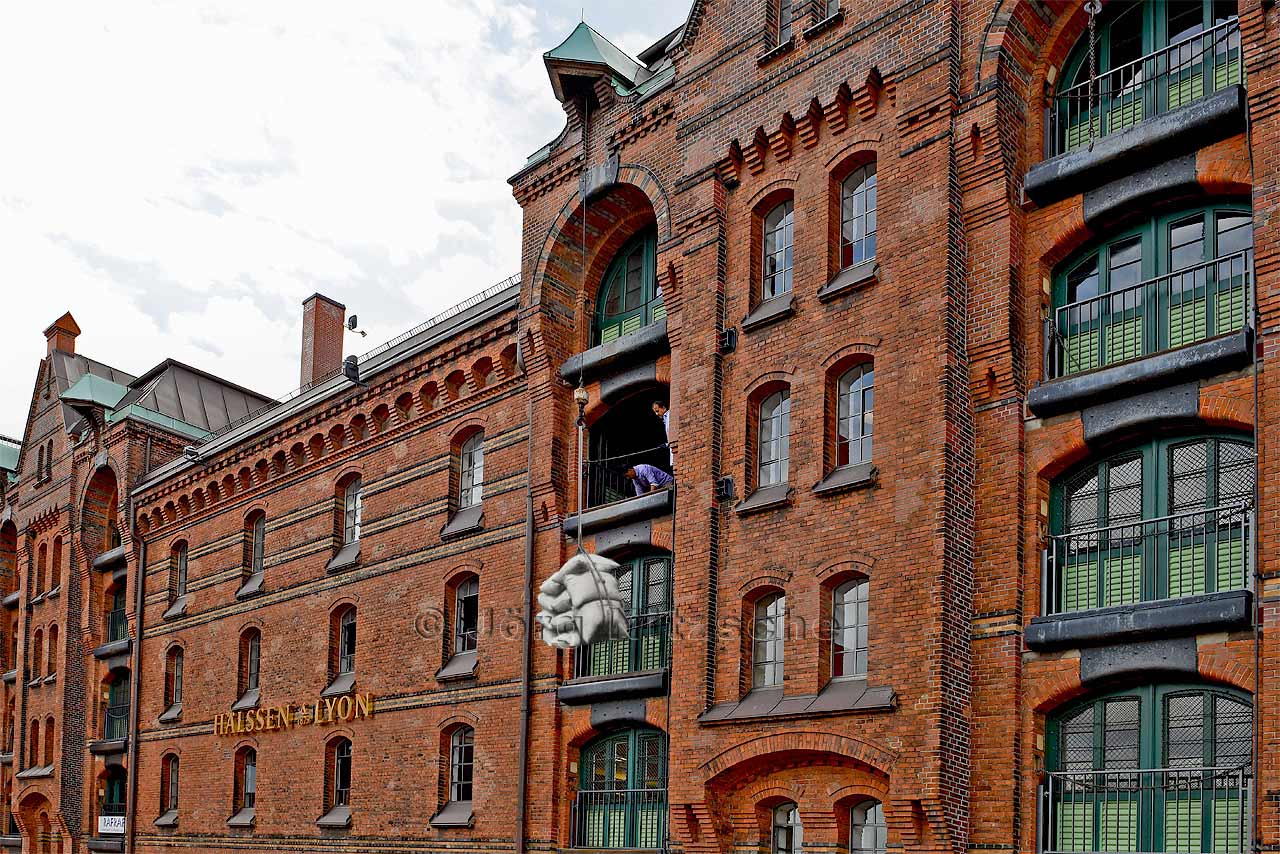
1044, 251, 1251, 381
1043, 503, 1252, 617
1039, 765, 1251, 854
571, 788, 667, 850
1046, 17, 1243, 158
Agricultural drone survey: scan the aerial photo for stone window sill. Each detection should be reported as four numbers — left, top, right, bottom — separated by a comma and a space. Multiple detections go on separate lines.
227, 807, 255, 828
440, 505, 483, 540
45, 586, 60, 601
15, 764, 53, 779
734, 483, 794, 516
235, 571, 264, 600
814, 462, 877, 495
803, 8, 843, 39
154, 809, 178, 829
430, 800, 474, 828
231, 688, 260, 712
42, 673, 56, 685
435, 650, 478, 682
757, 36, 795, 67
817, 259, 878, 301
741, 293, 795, 333
699, 679, 895, 723
321, 671, 355, 698
158, 703, 182, 724
326, 541, 360, 574
317, 804, 352, 829
162, 596, 188, 621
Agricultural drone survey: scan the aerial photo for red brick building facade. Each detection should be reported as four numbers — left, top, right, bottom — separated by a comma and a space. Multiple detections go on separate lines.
0, 0, 1275, 852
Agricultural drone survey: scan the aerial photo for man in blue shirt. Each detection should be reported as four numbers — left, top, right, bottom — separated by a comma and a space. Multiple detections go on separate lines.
626, 464, 673, 496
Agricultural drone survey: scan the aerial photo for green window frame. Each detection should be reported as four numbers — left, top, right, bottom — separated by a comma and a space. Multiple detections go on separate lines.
1051, 433, 1252, 612
595, 229, 663, 346
579, 554, 672, 678
1052, 203, 1252, 375
577, 727, 668, 849
1046, 684, 1251, 854
1056, 1, 1242, 151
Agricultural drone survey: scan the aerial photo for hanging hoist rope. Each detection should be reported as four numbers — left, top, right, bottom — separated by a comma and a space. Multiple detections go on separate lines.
536, 90, 629, 650
1085, 0, 1101, 120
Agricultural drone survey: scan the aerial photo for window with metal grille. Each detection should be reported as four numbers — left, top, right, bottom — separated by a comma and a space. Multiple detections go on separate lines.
758, 391, 791, 488
840, 163, 877, 269
763, 200, 794, 300
449, 726, 474, 803
753, 593, 786, 688
459, 433, 484, 509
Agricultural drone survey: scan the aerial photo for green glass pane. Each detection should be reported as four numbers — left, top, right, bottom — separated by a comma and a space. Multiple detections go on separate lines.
1170, 298, 1208, 348
1065, 559, 1099, 611
1100, 801, 1138, 852
1213, 795, 1244, 853
1103, 554, 1142, 607
1164, 797, 1203, 854
1105, 316, 1144, 365
1169, 544, 1207, 598
1216, 537, 1245, 592
1169, 72, 1205, 111
1057, 801, 1093, 851
1215, 286, 1246, 335
1065, 330, 1101, 374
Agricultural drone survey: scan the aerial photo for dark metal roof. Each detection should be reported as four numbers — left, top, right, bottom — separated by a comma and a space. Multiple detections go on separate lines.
48, 351, 136, 433
111, 360, 273, 435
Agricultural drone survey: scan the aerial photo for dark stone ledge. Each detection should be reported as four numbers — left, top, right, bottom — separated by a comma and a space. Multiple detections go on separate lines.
557, 321, 669, 386
1026, 589, 1252, 651
557, 668, 667, 705
563, 488, 673, 538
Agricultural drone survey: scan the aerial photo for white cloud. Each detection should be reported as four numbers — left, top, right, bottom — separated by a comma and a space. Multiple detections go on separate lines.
0, 0, 689, 437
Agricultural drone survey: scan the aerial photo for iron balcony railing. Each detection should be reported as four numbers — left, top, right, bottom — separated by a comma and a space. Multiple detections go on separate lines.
574, 611, 672, 680
1044, 251, 1252, 381
103, 702, 130, 741
584, 444, 673, 510
1043, 503, 1252, 617
1039, 765, 1251, 854
571, 788, 667, 850
106, 609, 128, 643
1046, 17, 1243, 158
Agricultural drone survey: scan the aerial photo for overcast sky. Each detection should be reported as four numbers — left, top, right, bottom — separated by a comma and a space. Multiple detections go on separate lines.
0, 0, 688, 438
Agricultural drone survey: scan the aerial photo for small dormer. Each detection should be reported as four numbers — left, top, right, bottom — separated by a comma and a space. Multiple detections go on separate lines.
543, 22, 644, 103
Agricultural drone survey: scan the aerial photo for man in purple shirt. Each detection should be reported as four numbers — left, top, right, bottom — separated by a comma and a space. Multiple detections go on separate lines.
626, 464, 673, 496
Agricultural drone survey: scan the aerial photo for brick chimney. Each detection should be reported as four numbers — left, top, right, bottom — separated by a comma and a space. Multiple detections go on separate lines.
44, 312, 80, 356
300, 294, 346, 386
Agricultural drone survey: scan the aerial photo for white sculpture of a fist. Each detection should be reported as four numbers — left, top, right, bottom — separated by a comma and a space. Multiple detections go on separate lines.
536, 553, 630, 648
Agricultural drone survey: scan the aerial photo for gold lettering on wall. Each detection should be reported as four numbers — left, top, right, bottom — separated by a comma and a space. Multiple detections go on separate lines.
213, 694, 376, 737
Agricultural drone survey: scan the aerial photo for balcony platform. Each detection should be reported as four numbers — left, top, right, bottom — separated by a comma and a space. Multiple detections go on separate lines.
1027, 588, 1252, 651
558, 668, 667, 706
562, 488, 673, 538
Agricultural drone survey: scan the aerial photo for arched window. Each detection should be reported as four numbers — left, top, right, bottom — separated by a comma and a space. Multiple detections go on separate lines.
45, 624, 56, 677
1048, 433, 1253, 613
772, 802, 803, 854
234, 747, 257, 814
1050, 204, 1252, 377
577, 553, 672, 679
753, 593, 786, 688
763, 200, 795, 300
576, 728, 666, 849
245, 512, 266, 576
758, 391, 791, 488
170, 542, 188, 600
102, 766, 127, 819
449, 726, 474, 803
453, 577, 479, 655
35, 543, 46, 594
342, 477, 362, 544
161, 754, 180, 814
832, 579, 869, 679
329, 737, 352, 809
326, 606, 358, 697
26, 720, 38, 768
105, 670, 130, 740
42, 716, 52, 766
238, 629, 261, 703
164, 647, 183, 712
1045, 684, 1250, 854
840, 163, 877, 269
1051, 1, 1241, 154
836, 363, 874, 468
459, 432, 485, 510
850, 800, 886, 854
31, 630, 42, 679
50, 537, 61, 590
595, 229, 662, 345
